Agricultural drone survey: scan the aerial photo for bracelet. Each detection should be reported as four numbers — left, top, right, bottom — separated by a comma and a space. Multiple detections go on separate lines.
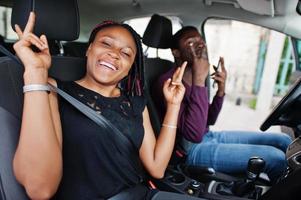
23, 84, 51, 93
162, 123, 177, 129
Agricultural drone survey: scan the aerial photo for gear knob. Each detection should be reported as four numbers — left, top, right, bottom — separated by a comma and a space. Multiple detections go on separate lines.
247, 157, 265, 181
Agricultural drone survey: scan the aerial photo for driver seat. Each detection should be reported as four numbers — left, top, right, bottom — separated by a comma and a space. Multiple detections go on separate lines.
142, 14, 174, 135
0, 0, 86, 199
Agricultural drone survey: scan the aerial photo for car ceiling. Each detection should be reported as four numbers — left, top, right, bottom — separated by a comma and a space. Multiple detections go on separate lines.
77, 0, 301, 39
2, 0, 301, 39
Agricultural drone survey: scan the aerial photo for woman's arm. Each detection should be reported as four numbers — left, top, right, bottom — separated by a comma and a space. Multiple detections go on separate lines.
139, 105, 180, 178
12, 12, 62, 200
139, 62, 186, 179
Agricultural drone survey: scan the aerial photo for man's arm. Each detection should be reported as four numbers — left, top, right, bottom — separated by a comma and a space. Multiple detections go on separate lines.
207, 94, 224, 125
178, 85, 209, 142
208, 57, 227, 125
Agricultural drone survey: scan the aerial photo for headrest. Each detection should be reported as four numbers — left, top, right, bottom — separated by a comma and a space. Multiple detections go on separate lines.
11, 0, 80, 41
142, 14, 172, 49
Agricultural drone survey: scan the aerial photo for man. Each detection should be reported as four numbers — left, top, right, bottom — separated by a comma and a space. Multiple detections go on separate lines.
153, 26, 292, 183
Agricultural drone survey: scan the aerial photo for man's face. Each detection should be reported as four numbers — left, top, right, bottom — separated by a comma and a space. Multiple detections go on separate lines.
177, 30, 205, 66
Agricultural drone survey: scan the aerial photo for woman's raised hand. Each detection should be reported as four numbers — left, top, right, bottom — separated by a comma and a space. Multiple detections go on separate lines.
163, 61, 187, 106
13, 12, 51, 71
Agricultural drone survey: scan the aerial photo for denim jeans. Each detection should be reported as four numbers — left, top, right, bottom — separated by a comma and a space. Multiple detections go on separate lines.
186, 130, 292, 182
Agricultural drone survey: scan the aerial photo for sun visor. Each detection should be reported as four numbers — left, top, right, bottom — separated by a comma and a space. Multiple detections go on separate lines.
205, 0, 275, 16
11, 0, 80, 41
237, 0, 275, 16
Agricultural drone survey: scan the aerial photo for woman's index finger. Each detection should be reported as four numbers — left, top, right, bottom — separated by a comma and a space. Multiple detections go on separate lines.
172, 66, 181, 80
23, 12, 36, 34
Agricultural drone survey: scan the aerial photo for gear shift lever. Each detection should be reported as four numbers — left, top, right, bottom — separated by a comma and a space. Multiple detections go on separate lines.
246, 157, 266, 182
216, 157, 266, 198
231, 157, 265, 197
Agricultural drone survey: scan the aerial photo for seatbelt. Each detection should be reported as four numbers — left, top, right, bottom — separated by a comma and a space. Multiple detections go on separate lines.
0, 45, 139, 170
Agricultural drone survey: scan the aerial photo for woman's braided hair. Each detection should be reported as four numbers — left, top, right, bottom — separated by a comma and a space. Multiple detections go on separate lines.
88, 21, 144, 96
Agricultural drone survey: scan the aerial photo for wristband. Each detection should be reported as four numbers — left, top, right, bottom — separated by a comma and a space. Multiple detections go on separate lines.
23, 84, 51, 93
162, 123, 177, 129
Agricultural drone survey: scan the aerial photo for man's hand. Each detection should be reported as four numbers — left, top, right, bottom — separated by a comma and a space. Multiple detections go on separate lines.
211, 57, 227, 97
189, 41, 209, 86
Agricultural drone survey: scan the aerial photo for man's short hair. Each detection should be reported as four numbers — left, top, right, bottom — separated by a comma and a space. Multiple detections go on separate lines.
171, 26, 199, 49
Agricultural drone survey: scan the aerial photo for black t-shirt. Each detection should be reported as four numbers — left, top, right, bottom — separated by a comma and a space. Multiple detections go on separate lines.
53, 81, 148, 199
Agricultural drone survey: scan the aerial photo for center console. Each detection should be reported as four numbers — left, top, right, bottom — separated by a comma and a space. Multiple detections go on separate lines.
153, 137, 301, 200
152, 158, 271, 200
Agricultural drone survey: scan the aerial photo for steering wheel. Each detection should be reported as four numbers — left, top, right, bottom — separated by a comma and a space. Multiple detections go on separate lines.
260, 78, 301, 131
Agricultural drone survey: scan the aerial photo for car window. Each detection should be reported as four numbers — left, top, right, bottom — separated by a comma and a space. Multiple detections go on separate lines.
0, 6, 17, 40
204, 19, 298, 133
124, 16, 182, 62
295, 39, 301, 69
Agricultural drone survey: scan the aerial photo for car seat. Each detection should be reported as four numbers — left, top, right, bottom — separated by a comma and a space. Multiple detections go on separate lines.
0, 35, 6, 57
0, 0, 85, 199
64, 41, 89, 57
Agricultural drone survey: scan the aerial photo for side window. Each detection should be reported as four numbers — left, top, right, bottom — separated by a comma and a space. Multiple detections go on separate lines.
124, 16, 182, 62
294, 38, 301, 70
0, 6, 17, 40
204, 19, 298, 133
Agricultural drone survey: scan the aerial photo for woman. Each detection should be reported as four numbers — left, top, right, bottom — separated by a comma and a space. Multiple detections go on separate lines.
13, 12, 188, 199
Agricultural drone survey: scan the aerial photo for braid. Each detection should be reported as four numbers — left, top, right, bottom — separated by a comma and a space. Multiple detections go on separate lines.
89, 21, 144, 96
121, 24, 144, 96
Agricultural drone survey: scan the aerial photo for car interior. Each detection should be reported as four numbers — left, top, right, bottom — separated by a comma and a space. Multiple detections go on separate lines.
1, 0, 301, 200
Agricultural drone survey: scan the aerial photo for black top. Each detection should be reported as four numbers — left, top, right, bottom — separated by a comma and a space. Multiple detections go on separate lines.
53, 81, 148, 199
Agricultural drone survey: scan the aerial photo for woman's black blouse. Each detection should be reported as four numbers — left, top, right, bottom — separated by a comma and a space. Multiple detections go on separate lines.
53, 81, 147, 199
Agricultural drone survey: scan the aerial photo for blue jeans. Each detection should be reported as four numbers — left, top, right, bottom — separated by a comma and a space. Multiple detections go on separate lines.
186, 130, 292, 182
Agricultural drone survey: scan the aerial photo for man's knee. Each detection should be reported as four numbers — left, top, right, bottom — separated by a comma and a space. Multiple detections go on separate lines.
265, 148, 287, 170
276, 133, 292, 152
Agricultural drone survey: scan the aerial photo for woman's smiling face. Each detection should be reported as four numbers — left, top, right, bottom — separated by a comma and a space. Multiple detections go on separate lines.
86, 25, 137, 87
